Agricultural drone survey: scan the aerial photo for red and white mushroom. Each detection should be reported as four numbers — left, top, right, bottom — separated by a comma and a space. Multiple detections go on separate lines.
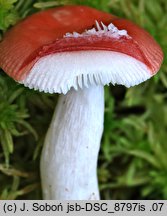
0, 5, 163, 200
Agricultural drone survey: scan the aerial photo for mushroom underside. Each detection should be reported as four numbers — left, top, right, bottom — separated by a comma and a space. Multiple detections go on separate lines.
20, 50, 152, 94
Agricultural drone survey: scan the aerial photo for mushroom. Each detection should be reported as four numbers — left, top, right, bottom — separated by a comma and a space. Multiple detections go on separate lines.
0, 5, 163, 200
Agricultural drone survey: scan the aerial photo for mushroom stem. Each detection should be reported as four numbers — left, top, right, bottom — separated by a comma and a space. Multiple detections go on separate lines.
40, 85, 104, 200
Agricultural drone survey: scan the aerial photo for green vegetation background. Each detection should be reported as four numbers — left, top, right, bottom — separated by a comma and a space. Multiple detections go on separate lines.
0, 0, 166, 199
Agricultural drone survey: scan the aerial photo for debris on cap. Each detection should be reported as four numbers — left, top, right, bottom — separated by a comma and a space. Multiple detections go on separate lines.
0, 5, 163, 94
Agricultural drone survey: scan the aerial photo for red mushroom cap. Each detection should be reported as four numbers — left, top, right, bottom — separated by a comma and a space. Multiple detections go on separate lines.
0, 5, 163, 93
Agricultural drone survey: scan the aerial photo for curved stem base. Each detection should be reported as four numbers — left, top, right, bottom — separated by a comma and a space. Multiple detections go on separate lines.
40, 86, 104, 200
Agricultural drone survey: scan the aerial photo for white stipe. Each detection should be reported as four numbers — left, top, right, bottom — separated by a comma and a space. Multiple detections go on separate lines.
20, 50, 152, 94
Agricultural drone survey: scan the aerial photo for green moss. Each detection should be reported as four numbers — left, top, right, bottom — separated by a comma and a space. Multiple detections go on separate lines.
0, 0, 167, 199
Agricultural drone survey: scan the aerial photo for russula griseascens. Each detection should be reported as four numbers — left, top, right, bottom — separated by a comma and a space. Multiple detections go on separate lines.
0, 5, 163, 200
